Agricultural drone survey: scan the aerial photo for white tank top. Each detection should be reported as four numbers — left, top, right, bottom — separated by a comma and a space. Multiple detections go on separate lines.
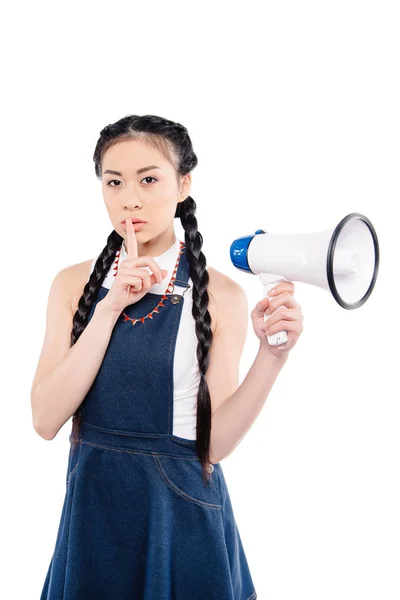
88, 237, 199, 440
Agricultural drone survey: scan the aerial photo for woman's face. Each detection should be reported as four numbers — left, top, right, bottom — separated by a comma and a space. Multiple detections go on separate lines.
101, 138, 190, 251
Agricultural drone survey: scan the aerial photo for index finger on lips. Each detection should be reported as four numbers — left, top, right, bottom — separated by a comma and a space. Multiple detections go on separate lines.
126, 219, 138, 259
124, 220, 163, 282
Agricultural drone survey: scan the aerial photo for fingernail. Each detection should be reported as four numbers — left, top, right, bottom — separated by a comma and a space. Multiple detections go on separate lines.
268, 289, 275, 296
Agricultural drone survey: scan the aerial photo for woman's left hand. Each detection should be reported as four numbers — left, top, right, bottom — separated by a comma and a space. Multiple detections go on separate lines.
251, 282, 304, 357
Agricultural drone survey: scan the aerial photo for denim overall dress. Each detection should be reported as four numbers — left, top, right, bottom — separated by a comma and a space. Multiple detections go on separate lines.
40, 241, 257, 600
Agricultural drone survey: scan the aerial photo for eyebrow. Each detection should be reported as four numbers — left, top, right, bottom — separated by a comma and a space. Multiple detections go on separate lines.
103, 165, 162, 176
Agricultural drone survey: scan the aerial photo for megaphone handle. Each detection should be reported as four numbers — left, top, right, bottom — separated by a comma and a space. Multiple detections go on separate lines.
262, 282, 288, 347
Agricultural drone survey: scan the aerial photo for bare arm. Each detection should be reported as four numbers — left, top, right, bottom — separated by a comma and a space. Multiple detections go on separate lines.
31, 266, 120, 440
209, 346, 288, 463
204, 275, 288, 464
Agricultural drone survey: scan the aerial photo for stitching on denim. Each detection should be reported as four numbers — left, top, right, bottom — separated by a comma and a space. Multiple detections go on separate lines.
81, 421, 197, 445
215, 467, 225, 516
168, 297, 183, 435
66, 461, 79, 486
168, 247, 189, 435
152, 452, 222, 510
61, 448, 81, 599
76, 439, 200, 460
66, 443, 81, 486
246, 591, 257, 600
171, 434, 196, 445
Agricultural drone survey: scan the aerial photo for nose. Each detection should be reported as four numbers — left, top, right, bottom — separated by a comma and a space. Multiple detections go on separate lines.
123, 198, 142, 210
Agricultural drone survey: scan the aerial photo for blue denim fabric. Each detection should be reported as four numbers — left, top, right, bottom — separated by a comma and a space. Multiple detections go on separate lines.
40, 244, 257, 599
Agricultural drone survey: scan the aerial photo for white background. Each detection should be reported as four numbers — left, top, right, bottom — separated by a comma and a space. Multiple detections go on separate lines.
1, 1, 398, 598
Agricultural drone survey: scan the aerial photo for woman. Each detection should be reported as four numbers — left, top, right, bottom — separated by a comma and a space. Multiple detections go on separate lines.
32, 114, 303, 599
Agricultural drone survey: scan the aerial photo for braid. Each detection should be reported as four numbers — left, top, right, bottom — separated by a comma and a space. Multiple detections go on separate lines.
178, 195, 214, 484
70, 229, 123, 445
72, 114, 214, 484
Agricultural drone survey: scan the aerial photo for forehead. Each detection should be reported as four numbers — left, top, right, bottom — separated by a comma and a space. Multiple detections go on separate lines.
102, 138, 170, 172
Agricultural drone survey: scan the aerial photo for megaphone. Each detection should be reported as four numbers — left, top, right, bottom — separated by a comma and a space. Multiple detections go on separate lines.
230, 212, 380, 347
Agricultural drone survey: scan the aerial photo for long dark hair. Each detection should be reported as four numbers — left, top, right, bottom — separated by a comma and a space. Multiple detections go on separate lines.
70, 114, 214, 483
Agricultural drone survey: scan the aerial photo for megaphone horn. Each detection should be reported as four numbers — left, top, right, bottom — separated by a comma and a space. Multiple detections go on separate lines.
230, 212, 380, 347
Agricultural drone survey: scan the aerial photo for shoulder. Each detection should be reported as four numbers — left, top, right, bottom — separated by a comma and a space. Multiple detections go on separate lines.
208, 266, 247, 300
207, 266, 248, 334
60, 258, 95, 316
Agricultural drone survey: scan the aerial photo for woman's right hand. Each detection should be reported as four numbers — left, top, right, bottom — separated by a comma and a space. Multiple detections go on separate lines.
100, 218, 168, 315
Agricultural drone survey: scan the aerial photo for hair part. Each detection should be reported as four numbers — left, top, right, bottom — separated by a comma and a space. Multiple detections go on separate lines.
70, 114, 214, 484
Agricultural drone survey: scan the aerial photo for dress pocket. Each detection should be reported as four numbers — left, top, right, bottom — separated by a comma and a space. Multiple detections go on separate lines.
66, 441, 81, 486
152, 453, 222, 510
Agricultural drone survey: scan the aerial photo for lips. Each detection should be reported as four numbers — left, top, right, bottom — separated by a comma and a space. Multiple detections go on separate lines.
122, 218, 146, 224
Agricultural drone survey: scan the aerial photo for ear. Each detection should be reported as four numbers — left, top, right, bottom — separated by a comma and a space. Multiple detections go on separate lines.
179, 173, 191, 199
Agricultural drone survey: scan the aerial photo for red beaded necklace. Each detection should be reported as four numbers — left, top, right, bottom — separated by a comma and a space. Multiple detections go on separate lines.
112, 240, 188, 326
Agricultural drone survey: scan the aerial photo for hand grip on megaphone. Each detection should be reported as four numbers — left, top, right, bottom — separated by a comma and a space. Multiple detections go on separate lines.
261, 274, 289, 347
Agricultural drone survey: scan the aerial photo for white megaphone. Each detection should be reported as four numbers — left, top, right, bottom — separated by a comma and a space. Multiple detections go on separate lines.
230, 212, 380, 347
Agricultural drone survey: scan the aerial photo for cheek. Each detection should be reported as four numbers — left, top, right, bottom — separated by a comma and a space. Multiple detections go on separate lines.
102, 190, 112, 204
103, 193, 119, 207
151, 194, 175, 214
104, 200, 116, 215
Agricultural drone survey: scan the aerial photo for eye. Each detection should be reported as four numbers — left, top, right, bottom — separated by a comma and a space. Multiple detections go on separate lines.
141, 176, 157, 185
106, 176, 158, 187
